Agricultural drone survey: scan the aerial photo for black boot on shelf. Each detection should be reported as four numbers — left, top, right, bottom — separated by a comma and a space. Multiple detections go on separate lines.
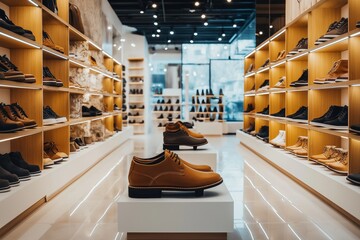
154, 106, 158, 111
196, 89, 200, 96
158, 114, 164, 119
176, 99, 180, 104
213, 107, 218, 112
218, 97, 222, 104
192, 96, 195, 104
219, 88, 224, 96
209, 89, 214, 96
167, 99, 172, 104
206, 89, 209, 96
0, 153, 30, 181
190, 106, 195, 112
199, 106, 203, 112
176, 106, 181, 111
169, 106, 174, 111
197, 97, 200, 104
201, 89, 204, 96
201, 99, 205, 104
164, 106, 168, 111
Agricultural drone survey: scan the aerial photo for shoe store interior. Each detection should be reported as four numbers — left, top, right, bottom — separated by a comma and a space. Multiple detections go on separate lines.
1, 0, 360, 239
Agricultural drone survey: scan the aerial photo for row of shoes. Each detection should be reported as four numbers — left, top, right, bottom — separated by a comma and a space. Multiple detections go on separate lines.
0, 55, 35, 83
246, 77, 285, 93
154, 87, 163, 95
196, 88, 224, 96
287, 38, 308, 57
156, 99, 180, 104
310, 105, 348, 129
43, 106, 67, 125
258, 58, 270, 69
114, 104, 121, 111
241, 124, 269, 142
129, 105, 145, 109
70, 136, 93, 152
43, 66, 63, 87
315, 18, 348, 45
157, 114, 181, 120
154, 106, 181, 112
193, 114, 224, 121
43, 31, 64, 53
130, 77, 143, 82
314, 59, 348, 84
0, 152, 41, 193
190, 106, 222, 113
0, 9, 35, 41
130, 89, 143, 94
129, 112, 142, 116
192, 97, 223, 104
43, 141, 68, 166
310, 145, 348, 174
129, 120, 144, 124
82, 106, 103, 117
0, 102, 37, 133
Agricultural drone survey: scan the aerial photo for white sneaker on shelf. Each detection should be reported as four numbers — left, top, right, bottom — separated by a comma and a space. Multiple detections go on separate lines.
270, 130, 286, 147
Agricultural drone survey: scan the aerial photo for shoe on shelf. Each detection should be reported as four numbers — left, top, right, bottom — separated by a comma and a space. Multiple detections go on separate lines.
292, 137, 308, 158
44, 141, 67, 162
43, 151, 55, 167
346, 173, 360, 185
0, 103, 25, 132
259, 58, 270, 69
0, 165, 20, 186
286, 136, 307, 151
0, 61, 26, 82
257, 105, 269, 115
270, 108, 285, 118
291, 107, 308, 121
287, 38, 308, 56
128, 150, 222, 198
82, 106, 101, 117
246, 63, 254, 73
290, 69, 308, 87
275, 50, 286, 61
0, 9, 35, 40
314, 59, 348, 84
316, 147, 343, 165
255, 126, 269, 140
43, 67, 63, 87
43, 31, 64, 53
243, 123, 255, 133
323, 18, 348, 39
315, 20, 340, 45
163, 122, 207, 150
325, 149, 348, 174
44, 106, 67, 124
270, 130, 286, 148
196, 89, 200, 96
9, 152, 41, 176
310, 105, 344, 127
286, 106, 307, 119
272, 76, 286, 88
1, 55, 36, 84
5, 103, 37, 128
219, 88, 224, 96
0, 179, 10, 193
0, 153, 31, 181
350, 124, 360, 134
322, 105, 348, 129
310, 145, 337, 162
244, 103, 254, 113
43, 0, 58, 13
257, 79, 270, 92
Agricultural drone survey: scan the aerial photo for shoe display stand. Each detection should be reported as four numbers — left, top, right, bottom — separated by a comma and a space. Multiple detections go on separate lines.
189, 92, 225, 123
242, 0, 360, 223
118, 153, 233, 240
0, 0, 127, 230
152, 88, 182, 128
128, 58, 145, 134
0, 127, 133, 230
122, 65, 128, 127
193, 121, 223, 136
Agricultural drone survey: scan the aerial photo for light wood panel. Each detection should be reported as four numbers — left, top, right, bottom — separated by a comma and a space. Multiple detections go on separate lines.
349, 37, 360, 81
269, 40, 285, 62
308, 130, 342, 157
349, 138, 360, 173
244, 96, 255, 112
102, 77, 113, 94
286, 124, 308, 147
11, 49, 43, 85
104, 58, 114, 72
114, 115, 123, 131
349, 0, 360, 31
308, 52, 343, 85
286, 26, 308, 54
57, 0, 69, 23
243, 115, 255, 130
270, 92, 285, 114
285, 91, 308, 118
255, 49, 269, 70
104, 116, 114, 131
269, 121, 285, 140
43, 24, 69, 55
103, 96, 114, 112
349, 86, 360, 126
11, 133, 43, 169
255, 72, 269, 90
254, 95, 269, 113
43, 126, 70, 156
308, 89, 342, 120
244, 76, 255, 92
255, 118, 269, 132
286, 60, 308, 87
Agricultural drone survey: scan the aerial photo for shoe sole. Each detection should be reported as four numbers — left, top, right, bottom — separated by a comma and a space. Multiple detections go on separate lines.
292, 153, 308, 158
0, 126, 25, 133
310, 122, 348, 130
128, 179, 223, 198
163, 140, 208, 150
350, 128, 360, 134
325, 165, 347, 175
43, 119, 57, 125
19, 176, 31, 181
0, 186, 11, 193
346, 177, 360, 185
30, 171, 42, 176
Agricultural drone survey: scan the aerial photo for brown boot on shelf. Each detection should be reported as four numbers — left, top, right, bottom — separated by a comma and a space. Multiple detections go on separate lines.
292, 137, 308, 158
317, 148, 343, 166
70, 141, 78, 152
275, 50, 286, 61
84, 136, 93, 145
0, 55, 35, 83
314, 59, 348, 84
43, 151, 55, 167
309, 145, 337, 162
9, 103, 37, 128
0, 103, 25, 133
43, 31, 64, 53
44, 141, 68, 161
286, 136, 306, 151
326, 149, 348, 174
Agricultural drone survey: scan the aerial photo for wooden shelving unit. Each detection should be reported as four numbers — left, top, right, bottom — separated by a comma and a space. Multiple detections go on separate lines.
241, 0, 360, 223
0, 0, 126, 229
128, 58, 144, 134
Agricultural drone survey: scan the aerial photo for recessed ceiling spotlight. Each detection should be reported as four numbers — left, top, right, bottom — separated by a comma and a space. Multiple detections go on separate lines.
195, 1, 200, 6
140, 10, 144, 14
168, 39, 171, 43
201, 13, 206, 19
152, 3, 157, 8
204, 21, 208, 26
154, 22, 158, 26
233, 23, 237, 28
194, 32, 198, 36
269, 25, 273, 29
259, 31, 263, 35
190, 40, 194, 43
153, 14, 157, 18
227, 0, 232, 2
157, 28, 161, 33
222, 33, 226, 37
218, 37, 222, 41
131, 43, 136, 47
113, 44, 116, 47
170, 30, 174, 35
107, 26, 112, 30
156, 34, 160, 37
152, 34, 156, 37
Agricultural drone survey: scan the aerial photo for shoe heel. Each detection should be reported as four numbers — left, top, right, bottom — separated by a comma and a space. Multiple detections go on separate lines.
163, 144, 179, 150
128, 187, 162, 198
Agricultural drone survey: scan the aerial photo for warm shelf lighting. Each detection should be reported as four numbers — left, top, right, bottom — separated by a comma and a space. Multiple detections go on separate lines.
28, 0, 39, 7
0, 32, 40, 49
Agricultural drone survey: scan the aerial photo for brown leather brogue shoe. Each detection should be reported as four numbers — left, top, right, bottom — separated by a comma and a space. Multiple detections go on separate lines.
128, 150, 222, 198
134, 150, 212, 172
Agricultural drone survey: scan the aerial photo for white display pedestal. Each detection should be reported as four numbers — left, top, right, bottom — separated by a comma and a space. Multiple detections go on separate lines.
157, 144, 218, 171
193, 122, 223, 135
118, 147, 233, 239
117, 184, 233, 240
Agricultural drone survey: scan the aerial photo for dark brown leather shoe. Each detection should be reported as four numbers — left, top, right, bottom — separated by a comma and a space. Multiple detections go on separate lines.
163, 123, 208, 150
128, 150, 222, 198
134, 150, 212, 172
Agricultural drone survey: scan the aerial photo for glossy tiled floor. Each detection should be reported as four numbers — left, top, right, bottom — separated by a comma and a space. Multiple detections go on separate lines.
3, 134, 360, 240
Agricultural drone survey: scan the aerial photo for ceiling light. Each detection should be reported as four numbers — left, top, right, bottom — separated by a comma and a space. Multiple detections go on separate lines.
170, 30, 174, 35
189, 9, 195, 13
190, 40, 194, 43
140, 10, 144, 14
157, 28, 161, 33
152, 3, 157, 8
204, 21, 208, 26
222, 33, 226, 37
156, 34, 160, 37
165, 47, 168, 50
218, 37, 222, 41
113, 44, 116, 47
195, 1, 200, 6
233, 23, 237, 27
152, 34, 156, 37
167, 39, 171, 43
269, 25, 273, 29
259, 31, 263, 35
153, 14, 157, 18
131, 43, 136, 47
201, 13, 206, 19
120, 38, 126, 42
154, 22, 158, 26
227, 0, 232, 2
107, 26, 112, 30
194, 32, 198, 36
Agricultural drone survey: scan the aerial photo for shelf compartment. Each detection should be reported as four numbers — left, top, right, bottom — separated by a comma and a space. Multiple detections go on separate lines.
285, 124, 308, 148
0, 27, 41, 49
349, 138, 360, 173
41, 3, 69, 27
0, 80, 42, 90
0, 127, 42, 143
286, 59, 308, 88
270, 66, 285, 89
269, 92, 285, 115
43, 58, 69, 88
0, 0, 41, 6
254, 94, 269, 114
285, 90, 308, 120
269, 120, 286, 141
42, 46, 68, 60
308, 129, 344, 159
43, 91, 69, 125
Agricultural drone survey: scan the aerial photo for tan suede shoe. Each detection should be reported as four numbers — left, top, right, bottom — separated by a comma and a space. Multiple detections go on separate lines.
128, 150, 222, 198
326, 149, 348, 174
134, 150, 212, 172
286, 136, 306, 151
317, 148, 342, 165
309, 145, 336, 162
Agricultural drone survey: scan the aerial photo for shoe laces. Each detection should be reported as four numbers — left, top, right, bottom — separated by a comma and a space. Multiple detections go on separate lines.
12, 103, 28, 118
1, 55, 18, 71
0, 103, 9, 120
169, 152, 181, 166
45, 106, 59, 118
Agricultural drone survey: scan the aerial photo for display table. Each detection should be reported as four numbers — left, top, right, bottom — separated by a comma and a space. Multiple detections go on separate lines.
193, 122, 223, 135
117, 184, 234, 240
